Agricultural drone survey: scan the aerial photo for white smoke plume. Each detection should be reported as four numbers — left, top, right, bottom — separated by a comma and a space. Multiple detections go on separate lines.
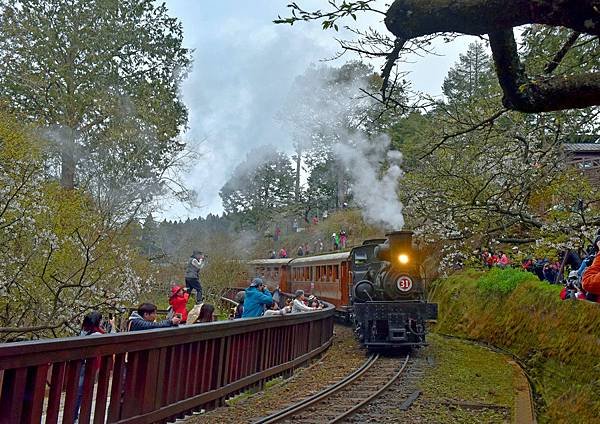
334, 133, 405, 230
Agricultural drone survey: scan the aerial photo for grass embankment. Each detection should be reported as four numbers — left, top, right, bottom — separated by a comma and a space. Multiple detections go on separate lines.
430, 268, 600, 423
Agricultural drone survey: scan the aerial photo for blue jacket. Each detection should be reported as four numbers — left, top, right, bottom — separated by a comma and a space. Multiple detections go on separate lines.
242, 286, 273, 318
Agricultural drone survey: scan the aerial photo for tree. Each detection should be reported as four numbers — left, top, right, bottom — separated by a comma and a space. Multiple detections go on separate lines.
280, 61, 377, 212
0, 110, 150, 340
0, 0, 191, 210
442, 42, 497, 106
276, 0, 600, 113
219, 148, 295, 229
394, 44, 600, 258
140, 214, 163, 259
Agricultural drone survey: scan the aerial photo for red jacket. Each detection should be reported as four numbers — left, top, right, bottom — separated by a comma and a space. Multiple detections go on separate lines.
169, 286, 190, 322
582, 255, 600, 295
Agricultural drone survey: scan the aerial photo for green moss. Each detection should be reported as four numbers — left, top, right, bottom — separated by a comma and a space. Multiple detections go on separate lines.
431, 269, 600, 422
476, 267, 536, 295
422, 334, 515, 406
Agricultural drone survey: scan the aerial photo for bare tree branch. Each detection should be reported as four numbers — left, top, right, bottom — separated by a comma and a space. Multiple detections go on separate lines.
544, 31, 581, 74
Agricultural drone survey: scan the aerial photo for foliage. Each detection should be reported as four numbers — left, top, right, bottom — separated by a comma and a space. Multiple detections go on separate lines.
431, 270, 600, 422
442, 42, 497, 105
0, 0, 193, 217
386, 42, 600, 266
281, 62, 379, 217
475, 267, 536, 295
0, 110, 156, 340
220, 148, 296, 230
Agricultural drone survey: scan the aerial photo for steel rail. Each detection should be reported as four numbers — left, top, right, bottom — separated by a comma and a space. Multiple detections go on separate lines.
255, 353, 380, 424
328, 353, 410, 423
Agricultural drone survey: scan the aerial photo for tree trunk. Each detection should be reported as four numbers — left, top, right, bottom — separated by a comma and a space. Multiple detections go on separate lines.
336, 168, 344, 209
60, 127, 76, 190
295, 149, 301, 202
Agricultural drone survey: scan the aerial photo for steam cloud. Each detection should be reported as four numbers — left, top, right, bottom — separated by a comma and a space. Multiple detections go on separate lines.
334, 134, 405, 230
283, 64, 406, 231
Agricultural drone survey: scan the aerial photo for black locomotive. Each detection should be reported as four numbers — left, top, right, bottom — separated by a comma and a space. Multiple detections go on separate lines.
350, 230, 438, 349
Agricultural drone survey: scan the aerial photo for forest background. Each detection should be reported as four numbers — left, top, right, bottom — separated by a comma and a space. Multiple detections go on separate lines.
0, 0, 598, 340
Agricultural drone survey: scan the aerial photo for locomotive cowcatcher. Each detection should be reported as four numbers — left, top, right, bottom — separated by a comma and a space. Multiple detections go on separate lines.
350, 230, 437, 349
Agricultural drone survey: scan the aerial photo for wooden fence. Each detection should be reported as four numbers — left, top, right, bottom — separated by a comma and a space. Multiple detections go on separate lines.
0, 307, 334, 423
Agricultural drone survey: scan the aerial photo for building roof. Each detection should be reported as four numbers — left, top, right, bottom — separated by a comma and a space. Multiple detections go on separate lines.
563, 143, 600, 152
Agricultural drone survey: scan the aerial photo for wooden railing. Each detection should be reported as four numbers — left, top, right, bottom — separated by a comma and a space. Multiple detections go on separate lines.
0, 306, 334, 424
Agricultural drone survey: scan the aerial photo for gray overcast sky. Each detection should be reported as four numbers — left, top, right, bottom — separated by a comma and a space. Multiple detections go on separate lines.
160, 1, 471, 221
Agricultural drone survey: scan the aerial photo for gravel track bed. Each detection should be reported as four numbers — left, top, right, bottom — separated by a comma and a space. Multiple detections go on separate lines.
343, 342, 512, 423
184, 327, 518, 423
183, 325, 366, 424
267, 354, 407, 423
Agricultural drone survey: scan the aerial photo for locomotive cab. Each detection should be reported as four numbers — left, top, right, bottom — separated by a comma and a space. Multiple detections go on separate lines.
350, 231, 438, 349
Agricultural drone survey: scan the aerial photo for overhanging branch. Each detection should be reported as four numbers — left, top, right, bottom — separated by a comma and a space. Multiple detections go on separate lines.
489, 29, 600, 112
385, 0, 600, 38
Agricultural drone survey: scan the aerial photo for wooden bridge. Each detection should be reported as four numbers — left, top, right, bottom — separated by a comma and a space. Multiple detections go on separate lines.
0, 308, 334, 423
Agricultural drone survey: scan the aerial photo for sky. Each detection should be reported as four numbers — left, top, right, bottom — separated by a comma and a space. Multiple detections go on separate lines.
159, 1, 472, 221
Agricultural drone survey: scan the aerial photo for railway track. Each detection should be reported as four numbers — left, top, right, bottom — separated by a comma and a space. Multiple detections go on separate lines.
255, 353, 411, 424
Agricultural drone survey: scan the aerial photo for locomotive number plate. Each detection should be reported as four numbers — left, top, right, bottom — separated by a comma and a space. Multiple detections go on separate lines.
397, 276, 413, 292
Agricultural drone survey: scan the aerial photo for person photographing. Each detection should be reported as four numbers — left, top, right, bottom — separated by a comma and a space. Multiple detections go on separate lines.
185, 250, 206, 304
242, 278, 273, 318
169, 285, 190, 323
582, 233, 600, 297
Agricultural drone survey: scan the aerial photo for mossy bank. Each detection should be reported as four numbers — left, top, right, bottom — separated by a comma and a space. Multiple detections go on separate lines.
429, 268, 600, 423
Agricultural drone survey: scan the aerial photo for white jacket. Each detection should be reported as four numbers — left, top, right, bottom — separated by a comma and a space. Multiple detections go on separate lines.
292, 299, 314, 313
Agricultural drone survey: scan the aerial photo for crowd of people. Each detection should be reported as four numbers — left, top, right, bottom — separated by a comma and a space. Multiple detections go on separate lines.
480, 241, 600, 303
233, 277, 324, 319
268, 229, 349, 260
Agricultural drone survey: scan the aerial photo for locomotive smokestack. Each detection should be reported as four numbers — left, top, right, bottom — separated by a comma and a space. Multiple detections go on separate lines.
375, 230, 414, 262
386, 230, 413, 251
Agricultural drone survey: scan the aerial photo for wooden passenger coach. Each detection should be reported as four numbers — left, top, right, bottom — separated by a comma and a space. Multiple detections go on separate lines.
247, 258, 290, 290
247, 252, 352, 318
288, 253, 351, 310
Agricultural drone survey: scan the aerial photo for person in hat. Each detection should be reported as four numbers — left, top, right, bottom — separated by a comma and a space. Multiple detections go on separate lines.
332, 233, 340, 250
307, 294, 321, 308
169, 285, 190, 323
292, 290, 317, 313
185, 250, 206, 304
242, 278, 273, 318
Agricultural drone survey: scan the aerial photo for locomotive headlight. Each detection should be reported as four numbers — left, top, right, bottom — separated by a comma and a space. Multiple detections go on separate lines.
398, 254, 409, 264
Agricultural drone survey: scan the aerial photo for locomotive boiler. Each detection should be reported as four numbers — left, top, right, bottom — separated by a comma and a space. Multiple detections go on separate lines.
350, 230, 438, 349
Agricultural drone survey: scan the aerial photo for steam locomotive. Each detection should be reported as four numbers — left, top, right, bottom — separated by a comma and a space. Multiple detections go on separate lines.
350, 231, 438, 349
245, 230, 437, 349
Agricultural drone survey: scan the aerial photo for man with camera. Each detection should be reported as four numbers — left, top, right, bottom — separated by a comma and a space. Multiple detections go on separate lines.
582, 235, 600, 296
242, 278, 273, 318
127, 303, 181, 331
185, 250, 206, 304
